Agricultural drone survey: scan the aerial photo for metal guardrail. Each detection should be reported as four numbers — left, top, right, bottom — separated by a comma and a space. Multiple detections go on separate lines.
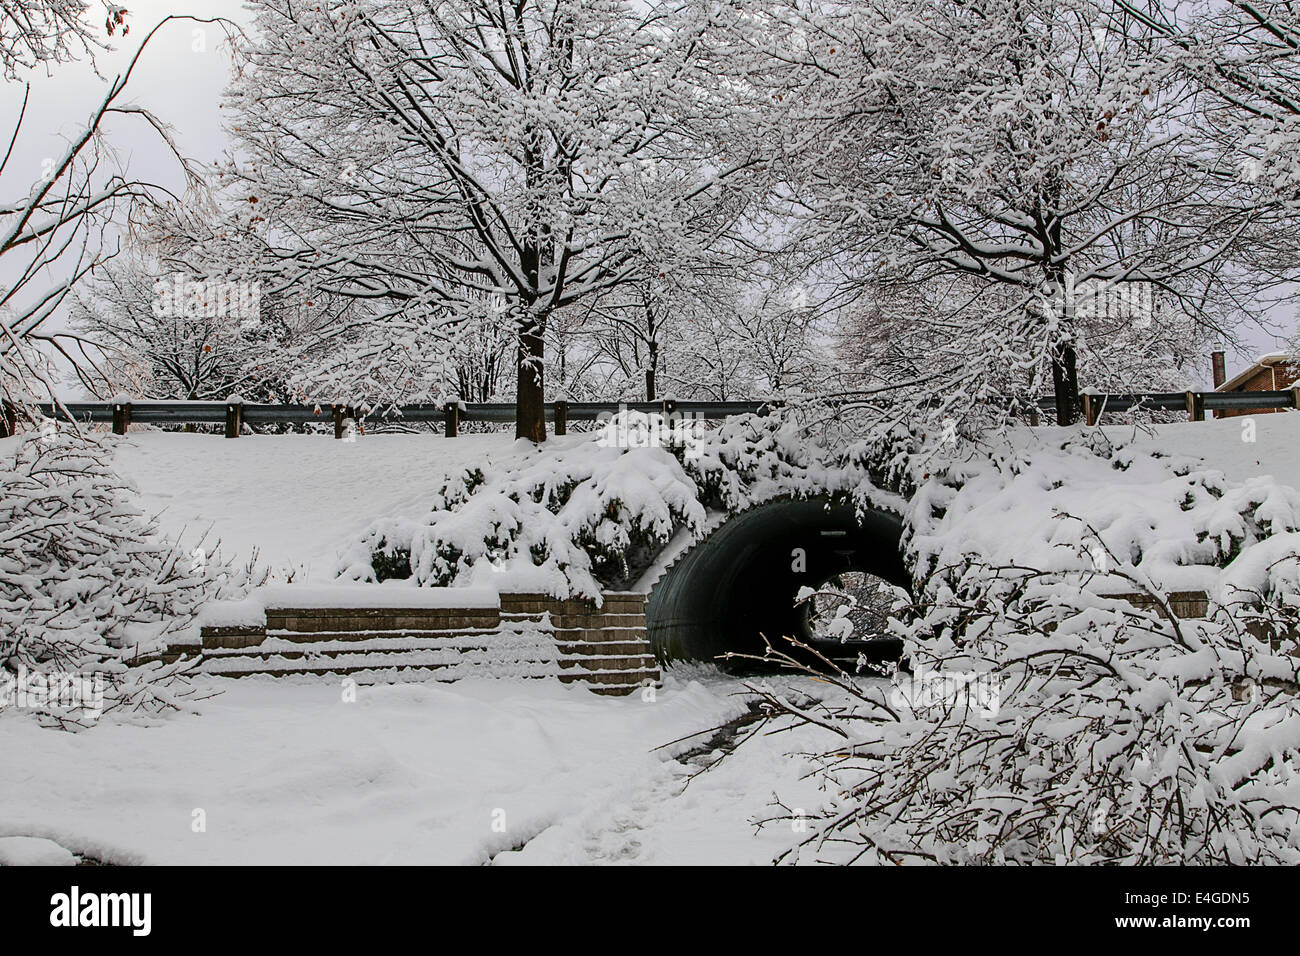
10, 389, 1297, 438
23, 398, 774, 438
1072, 389, 1300, 425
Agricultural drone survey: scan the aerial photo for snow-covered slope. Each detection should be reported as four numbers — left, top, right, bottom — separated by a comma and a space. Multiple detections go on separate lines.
4, 415, 1294, 587
96, 432, 513, 583
1097, 414, 1300, 487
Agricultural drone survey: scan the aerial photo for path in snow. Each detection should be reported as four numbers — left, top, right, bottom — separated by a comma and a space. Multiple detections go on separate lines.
0, 672, 836, 865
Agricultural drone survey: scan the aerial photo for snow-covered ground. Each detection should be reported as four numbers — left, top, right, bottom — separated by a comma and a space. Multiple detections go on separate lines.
112, 431, 517, 582
4, 414, 1300, 865
1096, 413, 1300, 487
0, 671, 838, 865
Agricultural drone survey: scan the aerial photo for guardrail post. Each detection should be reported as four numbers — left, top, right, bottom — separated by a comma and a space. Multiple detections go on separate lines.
1082, 393, 1098, 427
224, 396, 243, 438
553, 400, 568, 436
444, 401, 459, 438
1185, 390, 1204, 422
111, 400, 132, 435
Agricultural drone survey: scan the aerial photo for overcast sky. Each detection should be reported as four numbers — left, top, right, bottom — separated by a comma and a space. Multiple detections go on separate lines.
10, 2, 245, 188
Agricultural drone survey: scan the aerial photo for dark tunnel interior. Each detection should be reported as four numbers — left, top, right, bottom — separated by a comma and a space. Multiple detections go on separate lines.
644, 497, 911, 672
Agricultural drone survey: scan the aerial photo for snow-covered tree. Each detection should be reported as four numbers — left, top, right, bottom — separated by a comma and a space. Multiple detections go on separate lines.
220, 0, 763, 440
67, 198, 347, 405
0, 0, 102, 77
0, 13, 218, 418
0, 429, 264, 728
832, 274, 1207, 407
734, 0, 1266, 425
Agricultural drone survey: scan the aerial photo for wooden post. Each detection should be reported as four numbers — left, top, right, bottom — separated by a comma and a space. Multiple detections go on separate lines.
112, 401, 132, 436
1291, 386, 1300, 413
1185, 390, 1204, 422
1028, 405, 1040, 427
332, 405, 347, 440
1082, 393, 1098, 427
660, 397, 678, 424
444, 401, 459, 438
553, 400, 568, 436
224, 397, 243, 438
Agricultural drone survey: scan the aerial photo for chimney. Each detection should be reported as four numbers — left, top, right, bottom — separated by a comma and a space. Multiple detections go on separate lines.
1211, 350, 1226, 389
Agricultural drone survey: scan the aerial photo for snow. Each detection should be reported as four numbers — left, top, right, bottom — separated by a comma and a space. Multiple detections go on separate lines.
0, 672, 836, 865
1097, 414, 1300, 487
6, 415, 1289, 598
0, 836, 77, 866
904, 417, 1300, 603
3, 416, 1300, 863
202, 585, 500, 627
72, 432, 515, 583
337, 420, 709, 598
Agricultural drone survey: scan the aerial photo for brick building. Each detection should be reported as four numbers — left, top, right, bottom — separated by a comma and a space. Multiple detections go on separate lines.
1213, 351, 1299, 418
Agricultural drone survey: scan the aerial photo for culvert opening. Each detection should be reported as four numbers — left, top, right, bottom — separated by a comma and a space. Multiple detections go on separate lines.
800, 569, 907, 653
645, 497, 910, 673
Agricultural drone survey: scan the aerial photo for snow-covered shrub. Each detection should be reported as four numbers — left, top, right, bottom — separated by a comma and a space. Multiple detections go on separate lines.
339, 408, 901, 599
678, 411, 835, 510
753, 566, 1300, 864
748, 431, 1300, 864
901, 429, 1300, 591
338, 425, 709, 598
0, 430, 262, 728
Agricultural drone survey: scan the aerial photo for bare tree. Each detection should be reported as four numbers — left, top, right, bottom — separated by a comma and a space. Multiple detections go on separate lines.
0, 14, 226, 421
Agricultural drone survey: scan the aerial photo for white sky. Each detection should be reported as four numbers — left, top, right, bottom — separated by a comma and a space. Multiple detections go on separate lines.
6, 2, 245, 189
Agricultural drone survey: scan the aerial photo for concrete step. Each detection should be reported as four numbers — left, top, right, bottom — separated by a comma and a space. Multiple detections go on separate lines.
190, 591, 660, 695
556, 640, 655, 657
200, 648, 564, 677
205, 662, 563, 682
201, 652, 659, 688
558, 655, 658, 672
557, 668, 660, 688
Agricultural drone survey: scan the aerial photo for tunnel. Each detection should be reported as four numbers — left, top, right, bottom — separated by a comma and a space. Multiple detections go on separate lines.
644, 496, 911, 672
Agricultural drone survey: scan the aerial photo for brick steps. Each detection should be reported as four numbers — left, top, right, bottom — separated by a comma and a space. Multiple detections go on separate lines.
175, 590, 660, 695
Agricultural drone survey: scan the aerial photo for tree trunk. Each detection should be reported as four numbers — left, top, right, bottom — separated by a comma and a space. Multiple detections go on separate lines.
645, 303, 658, 401
1042, 178, 1080, 426
515, 318, 547, 442
1052, 338, 1080, 426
